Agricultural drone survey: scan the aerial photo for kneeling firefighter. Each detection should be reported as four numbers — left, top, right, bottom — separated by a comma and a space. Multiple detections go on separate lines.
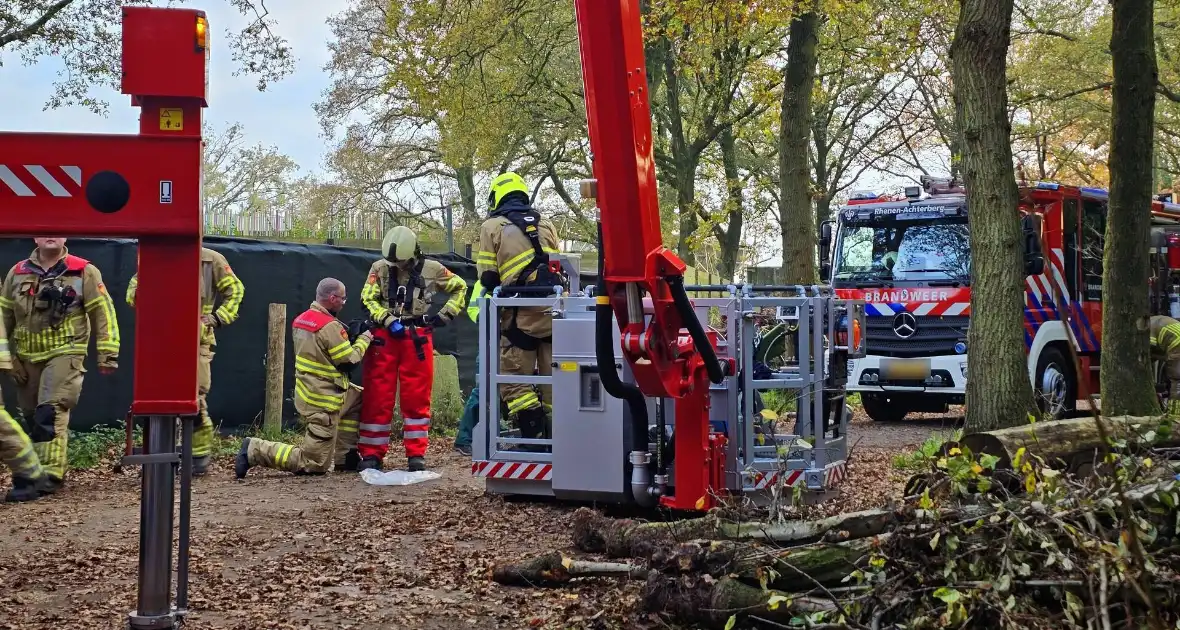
475, 172, 563, 444
236, 278, 371, 477
1150, 314, 1180, 415
358, 226, 468, 472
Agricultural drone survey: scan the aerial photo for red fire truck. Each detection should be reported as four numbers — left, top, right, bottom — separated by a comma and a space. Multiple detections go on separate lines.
823, 177, 1180, 421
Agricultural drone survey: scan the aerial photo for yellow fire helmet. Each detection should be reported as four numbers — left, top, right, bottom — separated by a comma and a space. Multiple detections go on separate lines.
487, 171, 529, 210
382, 225, 419, 263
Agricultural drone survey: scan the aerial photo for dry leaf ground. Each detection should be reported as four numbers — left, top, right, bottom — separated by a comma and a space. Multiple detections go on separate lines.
0, 409, 960, 629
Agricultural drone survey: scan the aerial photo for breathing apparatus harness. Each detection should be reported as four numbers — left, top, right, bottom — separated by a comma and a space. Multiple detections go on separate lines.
386, 256, 431, 361
28, 257, 80, 327
492, 203, 566, 351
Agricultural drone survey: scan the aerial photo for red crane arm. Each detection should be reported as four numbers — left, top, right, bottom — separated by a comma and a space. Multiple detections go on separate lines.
573, 0, 697, 399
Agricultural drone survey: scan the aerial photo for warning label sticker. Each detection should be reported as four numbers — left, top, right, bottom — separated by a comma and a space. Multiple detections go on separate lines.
159, 108, 183, 131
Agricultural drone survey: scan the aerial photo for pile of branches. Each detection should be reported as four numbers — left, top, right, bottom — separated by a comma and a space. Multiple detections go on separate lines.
492, 416, 1180, 629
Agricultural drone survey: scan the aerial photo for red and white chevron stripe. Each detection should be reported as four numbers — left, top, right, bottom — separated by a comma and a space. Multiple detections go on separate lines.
869, 301, 971, 317
747, 461, 848, 491
471, 460, 553, 481
0, 164, 83, 198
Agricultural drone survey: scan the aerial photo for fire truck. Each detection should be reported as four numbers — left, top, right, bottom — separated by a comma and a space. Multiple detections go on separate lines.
824, 176, 1180, 421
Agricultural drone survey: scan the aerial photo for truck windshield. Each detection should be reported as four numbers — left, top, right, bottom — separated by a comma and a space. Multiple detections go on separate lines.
834, 216, 971, 284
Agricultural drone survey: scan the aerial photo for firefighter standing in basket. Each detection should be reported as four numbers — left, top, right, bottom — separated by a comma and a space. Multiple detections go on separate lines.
127, 246, 245, 476
1150, 314, 1180, 416
475, 172, 563, 446
235, 278, 370, 477
357, 226, 467, 472
0, 237, 120, 493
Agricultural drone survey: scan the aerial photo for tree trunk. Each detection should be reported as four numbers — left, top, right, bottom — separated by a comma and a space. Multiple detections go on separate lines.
950, 0, 1038, 431
492, 553, 648, 586
956, 415, 1175, 472
1101, 0, 1160, 416
716, 127, 745, 282
643, 574, 841, 629
778, 7, 821, 285
662, 39, 699, 266
454, 164, 478, 221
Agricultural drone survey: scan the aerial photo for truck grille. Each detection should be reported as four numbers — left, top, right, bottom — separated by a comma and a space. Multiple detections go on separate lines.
865, 315, 969, 358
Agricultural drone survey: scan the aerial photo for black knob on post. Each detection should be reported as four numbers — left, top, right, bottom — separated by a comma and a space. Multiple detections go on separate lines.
86, 170, 131, 214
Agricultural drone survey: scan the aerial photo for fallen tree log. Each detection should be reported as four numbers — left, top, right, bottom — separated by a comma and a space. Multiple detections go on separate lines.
955, 415, 1177, 472
650, 535, 889, 591
643, 573, 843, 629
491, 552, 648, 587
571, 506, 903, 558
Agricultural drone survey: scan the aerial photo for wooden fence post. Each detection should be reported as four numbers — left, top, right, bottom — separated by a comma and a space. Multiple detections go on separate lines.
264, 303, 286, 434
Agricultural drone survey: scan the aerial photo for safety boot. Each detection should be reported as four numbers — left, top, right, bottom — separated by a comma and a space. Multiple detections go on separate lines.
357, 456, 382, 472
407, 457, 426, 472
337, 448, 360, 472
192, 455, 211, 477
454, 444, 472, 457
515, 407, 551, 453
4, 475, 52, 503
234, 438, 252, 480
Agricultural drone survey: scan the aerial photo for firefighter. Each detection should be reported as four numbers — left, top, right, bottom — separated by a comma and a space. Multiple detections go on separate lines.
0, 314, 51, 502
358, 226, 467, 472
235, 278, 370, 477
0, 237, 120, 492
1150, 314, 1180, 415
475, 172, 562, 446
127, 246, 244, 476
454, 280, 485, 456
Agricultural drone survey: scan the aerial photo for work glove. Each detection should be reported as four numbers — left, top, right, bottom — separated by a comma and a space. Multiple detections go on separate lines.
416, 314, 446, 328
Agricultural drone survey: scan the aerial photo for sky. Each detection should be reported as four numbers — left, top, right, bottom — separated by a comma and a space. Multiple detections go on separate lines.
0, 0, 348, 176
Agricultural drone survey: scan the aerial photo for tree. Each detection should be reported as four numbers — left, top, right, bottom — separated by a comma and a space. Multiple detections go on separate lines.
1100, 0, 1160, 416
778, 3, 822, 284
201, 122, 301, 218
1, 0, 294, 113
951, 0, 1040, 430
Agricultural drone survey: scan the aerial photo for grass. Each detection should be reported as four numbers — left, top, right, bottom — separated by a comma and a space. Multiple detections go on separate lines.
63, 354, 466, 470
891, 429, 964, 472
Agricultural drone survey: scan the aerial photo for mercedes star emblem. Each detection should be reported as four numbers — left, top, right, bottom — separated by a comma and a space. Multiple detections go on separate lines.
893, 312, 918, 339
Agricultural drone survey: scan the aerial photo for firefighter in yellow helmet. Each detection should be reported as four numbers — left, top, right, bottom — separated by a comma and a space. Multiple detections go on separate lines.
235, 278, 370, 477
126, 246, 245, 475
358, 226, 467, 471
0, 313, 51, 502
1150, 314, 1180, 415
476, 172, 563, 446
0, 237, 120, 493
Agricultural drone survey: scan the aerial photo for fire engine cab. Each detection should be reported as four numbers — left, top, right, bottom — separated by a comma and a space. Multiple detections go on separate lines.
824, 177, 1180, 421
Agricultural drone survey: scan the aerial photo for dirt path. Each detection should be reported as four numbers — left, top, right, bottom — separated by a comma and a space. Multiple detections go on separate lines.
0, 414, 957, 630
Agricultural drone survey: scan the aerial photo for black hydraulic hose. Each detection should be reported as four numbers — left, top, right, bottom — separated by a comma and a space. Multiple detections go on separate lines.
667, 275, 727, 385
594, 223, 650, 448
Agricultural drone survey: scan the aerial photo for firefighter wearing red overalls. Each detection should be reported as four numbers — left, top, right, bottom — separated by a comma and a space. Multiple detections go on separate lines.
358, 226, 467, 472
0, 237, 120, 492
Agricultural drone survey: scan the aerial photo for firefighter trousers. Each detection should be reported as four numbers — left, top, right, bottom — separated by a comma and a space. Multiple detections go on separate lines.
1165, 356, 1180, 416
192, 344, 215, 459
359, 328, 434, 460
499, 337, 552, 420
14, 354, 85, 482
0, 409, 44, 481
248, 385, 363, 473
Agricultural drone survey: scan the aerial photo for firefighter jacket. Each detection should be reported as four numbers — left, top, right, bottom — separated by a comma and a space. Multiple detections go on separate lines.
291, 302, 372, 415
0, 248, 120, 368
476, 201, 561, 340
126, 247, 245, 347
0, 307, 12, 371
467, 280, 484, 323
360, 257, 467, 327
1151, 315, 1180, 360
476, 204, 561, 290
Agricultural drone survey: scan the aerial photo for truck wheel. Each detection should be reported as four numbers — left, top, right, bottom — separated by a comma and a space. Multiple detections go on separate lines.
1035, 346, 1077, 420
862, 393, 909, 423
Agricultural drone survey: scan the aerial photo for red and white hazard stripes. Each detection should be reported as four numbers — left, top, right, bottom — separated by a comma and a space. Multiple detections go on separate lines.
746, 461, 848, 491
1024, 247, 1071, 306
471, 460, 553, 481
0, 164, 82, 197
868, 301, 970, 317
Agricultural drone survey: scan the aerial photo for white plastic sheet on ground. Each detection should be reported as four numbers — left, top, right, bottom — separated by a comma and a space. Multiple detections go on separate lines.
359, 468, 442, 486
